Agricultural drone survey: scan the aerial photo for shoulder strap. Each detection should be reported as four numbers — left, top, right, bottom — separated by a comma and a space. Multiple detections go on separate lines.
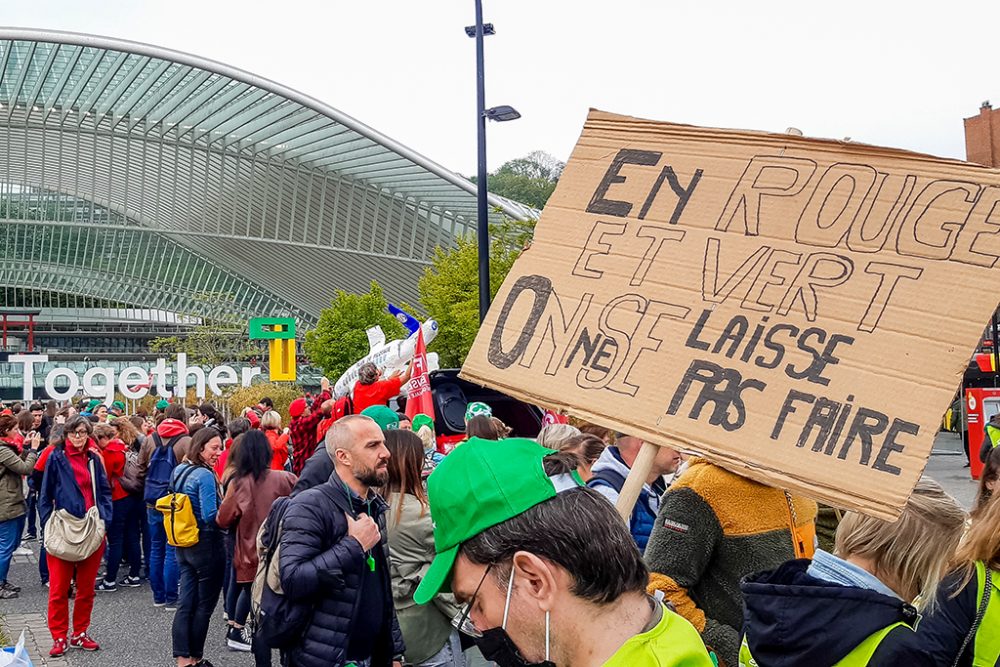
170, 464, 199, 494
88, 458, 98, 506
587, 467, 627, 493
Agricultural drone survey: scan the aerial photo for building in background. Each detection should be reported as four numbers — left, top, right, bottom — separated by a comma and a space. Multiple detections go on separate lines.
964, 101, 1000, 167
0, 29, 534, 399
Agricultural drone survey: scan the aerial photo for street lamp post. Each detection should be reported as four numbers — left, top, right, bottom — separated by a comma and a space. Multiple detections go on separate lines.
467, 2, 519, 323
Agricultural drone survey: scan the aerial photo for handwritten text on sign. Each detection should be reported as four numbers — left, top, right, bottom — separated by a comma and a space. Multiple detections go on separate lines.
462, 110, 1000, 518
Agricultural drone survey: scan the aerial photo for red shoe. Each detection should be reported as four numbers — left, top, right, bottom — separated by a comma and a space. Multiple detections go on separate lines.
70, 632, 99, 651
49, 638, 68, 657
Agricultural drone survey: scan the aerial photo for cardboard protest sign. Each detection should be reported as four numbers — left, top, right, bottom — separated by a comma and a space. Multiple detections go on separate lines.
462, 109, 1000, 519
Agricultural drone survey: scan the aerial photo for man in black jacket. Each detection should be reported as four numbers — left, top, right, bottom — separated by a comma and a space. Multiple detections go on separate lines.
279, 414, 405, 667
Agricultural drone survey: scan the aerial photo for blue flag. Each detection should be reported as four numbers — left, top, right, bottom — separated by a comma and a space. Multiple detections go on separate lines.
387, 303, 420, 335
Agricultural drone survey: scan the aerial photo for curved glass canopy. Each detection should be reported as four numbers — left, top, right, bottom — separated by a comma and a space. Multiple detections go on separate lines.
0, 28, 535, 326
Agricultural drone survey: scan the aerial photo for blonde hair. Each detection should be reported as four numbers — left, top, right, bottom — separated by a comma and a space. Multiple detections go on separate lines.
416, 425, 435, 452
834, 478, 966, 611
953, 492, 1000, 590
536, 423, 581, 450
261, 410, 282, 430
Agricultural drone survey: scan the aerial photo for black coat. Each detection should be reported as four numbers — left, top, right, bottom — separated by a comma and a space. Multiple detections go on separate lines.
916, 569, 992, 667
741, 560, 931, 667
279, 470, 404, 667
291, 446, 333, 497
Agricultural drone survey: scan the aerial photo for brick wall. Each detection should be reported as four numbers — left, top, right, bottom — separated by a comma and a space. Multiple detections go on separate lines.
965, 102, 1000, 166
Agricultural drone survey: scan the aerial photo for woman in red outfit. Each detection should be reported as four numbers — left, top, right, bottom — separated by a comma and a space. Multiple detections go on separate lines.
38, 415, 113, 657
93, 423, 143, 591
259, 410, 288, 471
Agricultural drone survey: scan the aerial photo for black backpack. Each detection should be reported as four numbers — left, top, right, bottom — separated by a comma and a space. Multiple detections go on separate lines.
252, 496, 313, 649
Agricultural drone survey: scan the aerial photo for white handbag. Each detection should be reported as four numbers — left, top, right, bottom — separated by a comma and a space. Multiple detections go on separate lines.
44, 458, 106, 562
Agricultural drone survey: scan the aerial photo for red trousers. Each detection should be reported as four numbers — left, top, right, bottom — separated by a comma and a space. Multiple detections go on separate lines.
47, 543, 105, 640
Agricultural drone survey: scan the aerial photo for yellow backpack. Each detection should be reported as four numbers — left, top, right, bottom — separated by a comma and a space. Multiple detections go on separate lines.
155, 464, 201, 547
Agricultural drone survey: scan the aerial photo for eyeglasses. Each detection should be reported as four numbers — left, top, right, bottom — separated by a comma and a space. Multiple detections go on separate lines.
68, 429, 89, 437
451, 563, 493, 638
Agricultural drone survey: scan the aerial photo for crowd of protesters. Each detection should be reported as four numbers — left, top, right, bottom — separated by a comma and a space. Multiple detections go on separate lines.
0, 365, 994, 667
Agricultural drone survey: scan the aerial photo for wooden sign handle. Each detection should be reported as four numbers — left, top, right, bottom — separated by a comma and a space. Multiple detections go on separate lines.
615, 440, 657, 523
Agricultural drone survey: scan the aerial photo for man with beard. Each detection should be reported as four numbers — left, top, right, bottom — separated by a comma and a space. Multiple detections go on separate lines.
279, 414, 405, 667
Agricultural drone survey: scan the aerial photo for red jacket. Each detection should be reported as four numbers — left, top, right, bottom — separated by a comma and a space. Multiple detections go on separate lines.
102, 438, 129, 501
264, 429, 288, 471
288, 390, 330, 475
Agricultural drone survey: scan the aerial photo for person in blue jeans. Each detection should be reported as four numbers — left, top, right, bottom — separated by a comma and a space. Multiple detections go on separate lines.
140, 409, 191, 607
171, 427, 225, 667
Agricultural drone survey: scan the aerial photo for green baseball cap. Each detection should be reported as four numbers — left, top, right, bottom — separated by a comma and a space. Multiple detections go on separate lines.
155, 399, 170, 410
413, 437, 582, 605
361, 405, 400, 431
111, 400, 126, 412
464, 401, 492, 422
411, 413, 434, 433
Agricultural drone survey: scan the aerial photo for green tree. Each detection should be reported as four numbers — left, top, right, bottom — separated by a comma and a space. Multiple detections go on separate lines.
303, 281, 408, 379
472, 151, 565, 210
419, 216, 535, 368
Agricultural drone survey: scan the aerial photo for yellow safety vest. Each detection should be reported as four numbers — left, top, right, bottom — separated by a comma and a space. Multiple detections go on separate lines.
973, 561, 1000, 667
739, 622, 908, 667
985, 424, 1000, 448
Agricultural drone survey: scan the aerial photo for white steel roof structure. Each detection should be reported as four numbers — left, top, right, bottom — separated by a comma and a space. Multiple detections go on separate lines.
0, 28, 534, 326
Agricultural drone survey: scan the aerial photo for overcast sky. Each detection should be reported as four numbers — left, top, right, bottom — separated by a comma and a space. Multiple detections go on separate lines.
4, 1, 999, 175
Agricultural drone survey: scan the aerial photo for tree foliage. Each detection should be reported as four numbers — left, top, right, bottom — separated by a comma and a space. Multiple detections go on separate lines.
418, 217, 535, 368
303, 282, 408, 380
148, 292, 258, 366
473, 151, 565, 210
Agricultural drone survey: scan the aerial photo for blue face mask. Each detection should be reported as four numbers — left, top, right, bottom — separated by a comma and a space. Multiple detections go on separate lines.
473, 569, 556, 667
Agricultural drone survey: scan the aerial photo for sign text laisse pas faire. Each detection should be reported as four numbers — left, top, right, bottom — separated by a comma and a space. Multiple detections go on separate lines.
462, 110, 1000, 519
9, 353, 262, 403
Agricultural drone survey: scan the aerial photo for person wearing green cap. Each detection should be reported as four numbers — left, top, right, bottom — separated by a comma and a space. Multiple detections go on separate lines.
463, 401, 492, 424
414, 437, 714, 667
109, 401, 126, 418
361, 405, 401, 432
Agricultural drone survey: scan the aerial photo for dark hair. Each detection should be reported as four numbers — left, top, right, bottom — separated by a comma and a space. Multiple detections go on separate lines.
975, 447, 1000, 517
64, 415, 94, 438
164, 404, 187, 422
129, 415, 145, 432
198, 402, 220, 421
16, 410, 34, 433
228, 417, 251, 439
459, 452, 648, 605
558, 434, 606, 466
579, 423, 613, 442
11, 402, 21, 414
466, 415, 499, 441
385, 430, 427, 523
45, 400, 57, 417
0, 415, 16, 438
29, 403, 43, 413
233, 430, 272, 482
187, 426, 222, 470
259, 397, 274, 409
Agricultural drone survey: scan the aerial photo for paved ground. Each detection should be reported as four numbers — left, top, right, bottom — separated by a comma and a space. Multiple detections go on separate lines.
0, 431, 978, 665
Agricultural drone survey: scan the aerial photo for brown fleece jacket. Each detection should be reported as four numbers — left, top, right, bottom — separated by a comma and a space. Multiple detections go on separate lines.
645, 458, 817, 667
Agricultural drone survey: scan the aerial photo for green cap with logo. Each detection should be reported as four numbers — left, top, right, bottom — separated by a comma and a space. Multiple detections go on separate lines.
411, 413, 434, 433
413, 436, 582, 605
361, 405, 400, 431
464, 401, 492, 422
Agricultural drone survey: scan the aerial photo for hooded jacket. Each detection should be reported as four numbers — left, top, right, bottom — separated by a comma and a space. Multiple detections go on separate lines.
588, 446, 663, 551
137, 418, 191, 488
740, 559, 930, 667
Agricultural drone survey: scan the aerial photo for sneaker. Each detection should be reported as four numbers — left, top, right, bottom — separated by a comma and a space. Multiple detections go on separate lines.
0, 588, 18, 599
164, 600, 178, 611
152, 600, 166, 607
49, 638, 68, 657
1, 581, 21, 593
226, 626, 251, 652
194, 660, 215, 667
12, 545, 32, 556
95, 580, 117, 593
70, 632, 99, 651
120, 576, 142, 588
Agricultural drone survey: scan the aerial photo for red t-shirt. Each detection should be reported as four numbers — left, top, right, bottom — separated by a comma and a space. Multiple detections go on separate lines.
352, 377, 403, 413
